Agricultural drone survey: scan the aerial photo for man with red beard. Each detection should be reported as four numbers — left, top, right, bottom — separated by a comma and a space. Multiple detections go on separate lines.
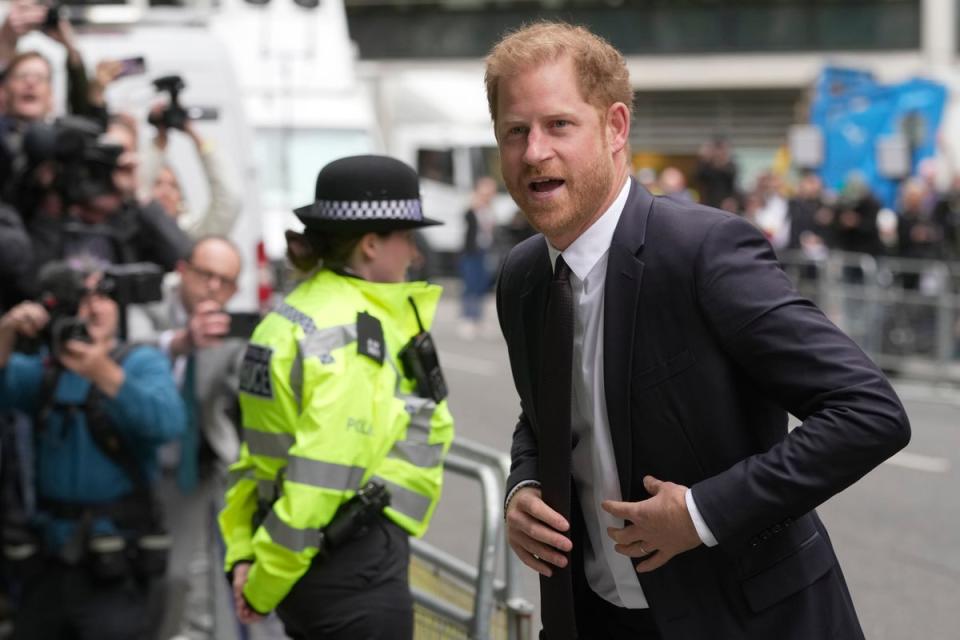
489, 22, 910, 640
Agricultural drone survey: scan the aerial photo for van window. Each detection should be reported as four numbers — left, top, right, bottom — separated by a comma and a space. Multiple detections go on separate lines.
254, 128, 373, 209
468, 145, 506, 191
417, 148, 454, 185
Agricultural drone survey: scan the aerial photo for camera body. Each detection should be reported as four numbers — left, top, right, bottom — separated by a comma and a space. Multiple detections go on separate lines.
36, 262, 164, 358
148, 75, 189, 130
22, 117, 123, 206
42, 2, 60, 30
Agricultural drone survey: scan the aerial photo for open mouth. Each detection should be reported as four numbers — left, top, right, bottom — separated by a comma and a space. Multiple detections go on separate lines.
528, 177, 565, 195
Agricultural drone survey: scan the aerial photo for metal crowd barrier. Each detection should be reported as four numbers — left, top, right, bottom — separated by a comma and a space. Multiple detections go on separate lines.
411, 438, 534, 640
777, 250, 960, 384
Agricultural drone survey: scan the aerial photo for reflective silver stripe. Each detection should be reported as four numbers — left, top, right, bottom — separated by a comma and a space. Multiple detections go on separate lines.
227, 468, 254, 489
290, 343, 303, 412
257, 479, 277, 501
401, 395, 436, 435
301, 324, 357, 361
262, 511, 318, 554
374, 476, 432, 523
387, 395, 443, 468
389, 441, 446, 468
286, 455, 366, 492
273, 302, 319, 335
244, 428, 295, 459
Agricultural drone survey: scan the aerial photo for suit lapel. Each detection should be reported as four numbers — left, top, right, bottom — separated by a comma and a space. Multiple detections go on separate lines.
603, 179, 653, 502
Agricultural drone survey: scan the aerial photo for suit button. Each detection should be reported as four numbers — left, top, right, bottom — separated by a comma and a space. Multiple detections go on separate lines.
749, 538, 760, 548
771, 524, 782, 534
760, 532, 771, 541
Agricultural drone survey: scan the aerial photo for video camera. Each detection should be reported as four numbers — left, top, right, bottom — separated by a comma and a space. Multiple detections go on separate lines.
148, 75, 219, 131
35, 261, 164, 359
149, 75, 188, 130
22, 116, 123, 206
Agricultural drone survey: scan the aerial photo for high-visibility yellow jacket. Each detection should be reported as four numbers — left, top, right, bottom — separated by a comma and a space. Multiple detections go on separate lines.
218, 269, 455, 614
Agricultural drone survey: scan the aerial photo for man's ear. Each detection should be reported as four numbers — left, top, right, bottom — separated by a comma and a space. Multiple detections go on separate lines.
175, 259, 188, 277
605, 102, 630, 154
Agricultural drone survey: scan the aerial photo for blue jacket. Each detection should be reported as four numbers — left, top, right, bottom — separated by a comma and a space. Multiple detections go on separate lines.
0, 345, 185, 550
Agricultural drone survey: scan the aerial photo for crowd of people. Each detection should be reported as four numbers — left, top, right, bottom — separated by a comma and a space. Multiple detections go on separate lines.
638, 140, 960, 270
0, 1, 248, 638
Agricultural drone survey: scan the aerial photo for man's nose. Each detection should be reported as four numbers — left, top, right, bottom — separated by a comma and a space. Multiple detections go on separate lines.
522, 126, 553, 166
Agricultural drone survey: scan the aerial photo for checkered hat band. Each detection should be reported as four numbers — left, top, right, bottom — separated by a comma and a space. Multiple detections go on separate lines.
313, 199, 423, 222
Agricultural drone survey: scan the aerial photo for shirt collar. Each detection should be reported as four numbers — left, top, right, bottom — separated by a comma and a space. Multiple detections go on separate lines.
547, 177, 631, 280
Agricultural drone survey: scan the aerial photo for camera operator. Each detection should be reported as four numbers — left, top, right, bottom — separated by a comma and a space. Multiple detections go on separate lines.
143, 101, 241, 238
19, 115, 191, 297
0, 259, 185, 640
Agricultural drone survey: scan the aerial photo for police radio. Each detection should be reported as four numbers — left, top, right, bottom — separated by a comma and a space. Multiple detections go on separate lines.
398, 297, 448, 402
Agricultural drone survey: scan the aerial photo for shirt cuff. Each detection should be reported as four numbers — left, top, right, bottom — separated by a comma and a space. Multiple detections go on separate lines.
504, 480, 540, 518
685, 488, 718, 547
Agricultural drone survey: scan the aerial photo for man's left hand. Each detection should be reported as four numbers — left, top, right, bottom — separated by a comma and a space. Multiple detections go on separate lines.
602, 475, 702, 573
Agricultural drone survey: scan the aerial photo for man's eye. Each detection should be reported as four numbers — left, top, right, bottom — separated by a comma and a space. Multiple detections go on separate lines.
553, 120, 570, 128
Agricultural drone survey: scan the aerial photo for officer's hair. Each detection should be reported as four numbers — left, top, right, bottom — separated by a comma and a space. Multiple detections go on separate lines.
289, 230, 389, 273
484, 21, 633, 127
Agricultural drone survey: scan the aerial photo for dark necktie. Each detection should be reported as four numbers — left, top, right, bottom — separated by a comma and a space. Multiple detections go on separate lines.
537, 254, 577, 639
177, 355, 199, 493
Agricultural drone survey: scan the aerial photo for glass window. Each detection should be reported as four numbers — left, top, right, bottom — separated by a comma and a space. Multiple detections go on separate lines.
253, 128, 373, 209
468, 146, 507, 192
417, 148, 455, 185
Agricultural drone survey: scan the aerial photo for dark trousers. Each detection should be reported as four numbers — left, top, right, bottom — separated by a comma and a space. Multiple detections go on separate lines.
544, 584, 661, 640
12, 562, 151, 640
277, 519, 413, 640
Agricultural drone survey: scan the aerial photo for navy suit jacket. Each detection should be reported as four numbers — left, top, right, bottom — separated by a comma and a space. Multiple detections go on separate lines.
496, 179, 910, 639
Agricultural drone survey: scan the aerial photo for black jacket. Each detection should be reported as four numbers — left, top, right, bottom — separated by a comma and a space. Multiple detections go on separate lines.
496, 180, 910, 639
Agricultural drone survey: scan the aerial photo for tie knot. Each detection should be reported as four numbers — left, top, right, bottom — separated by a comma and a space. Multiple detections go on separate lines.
553, 255, 571, 282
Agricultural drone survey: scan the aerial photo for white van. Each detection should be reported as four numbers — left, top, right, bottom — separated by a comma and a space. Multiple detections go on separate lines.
364, 66, 518, 274
209, 0, 381, 263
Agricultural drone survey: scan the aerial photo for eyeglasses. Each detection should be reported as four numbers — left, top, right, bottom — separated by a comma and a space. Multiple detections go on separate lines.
186, 262, 238, 289
8, 70, 50, 84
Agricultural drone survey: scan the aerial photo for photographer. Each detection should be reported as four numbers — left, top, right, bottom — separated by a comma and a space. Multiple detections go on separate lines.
0, 259, 185, 640
143, 100, 241, 238
21, 116, 191, 296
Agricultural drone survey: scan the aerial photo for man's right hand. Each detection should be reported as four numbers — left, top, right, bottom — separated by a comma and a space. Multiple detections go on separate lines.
0, 301, 49, 339
169, 300, 230, 357
505, 486, 572, 577
3, 1, 47, 38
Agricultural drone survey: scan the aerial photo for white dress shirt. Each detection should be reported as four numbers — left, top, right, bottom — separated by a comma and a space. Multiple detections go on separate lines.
542, 178, 717, 609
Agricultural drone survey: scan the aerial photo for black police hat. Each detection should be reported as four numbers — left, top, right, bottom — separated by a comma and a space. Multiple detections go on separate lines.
293, 155, 442, 232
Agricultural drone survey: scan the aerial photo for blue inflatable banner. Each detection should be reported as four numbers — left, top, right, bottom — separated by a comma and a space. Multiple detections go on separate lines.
810, 66, 947, 208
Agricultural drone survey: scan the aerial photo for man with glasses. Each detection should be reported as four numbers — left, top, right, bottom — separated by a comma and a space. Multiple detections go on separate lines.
132, 234, 249, 639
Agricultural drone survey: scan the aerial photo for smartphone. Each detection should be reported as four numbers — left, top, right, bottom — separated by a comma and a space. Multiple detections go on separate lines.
227, 312, 261, 339
115, 56, 147, 79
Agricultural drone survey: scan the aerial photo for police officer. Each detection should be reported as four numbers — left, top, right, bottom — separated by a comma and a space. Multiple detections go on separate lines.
219, 155, 455, 639
0, 259, 185, 640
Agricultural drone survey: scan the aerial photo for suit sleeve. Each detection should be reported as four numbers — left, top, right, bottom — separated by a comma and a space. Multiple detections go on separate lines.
689, 215, 910, 548
496, 247, 540, 495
